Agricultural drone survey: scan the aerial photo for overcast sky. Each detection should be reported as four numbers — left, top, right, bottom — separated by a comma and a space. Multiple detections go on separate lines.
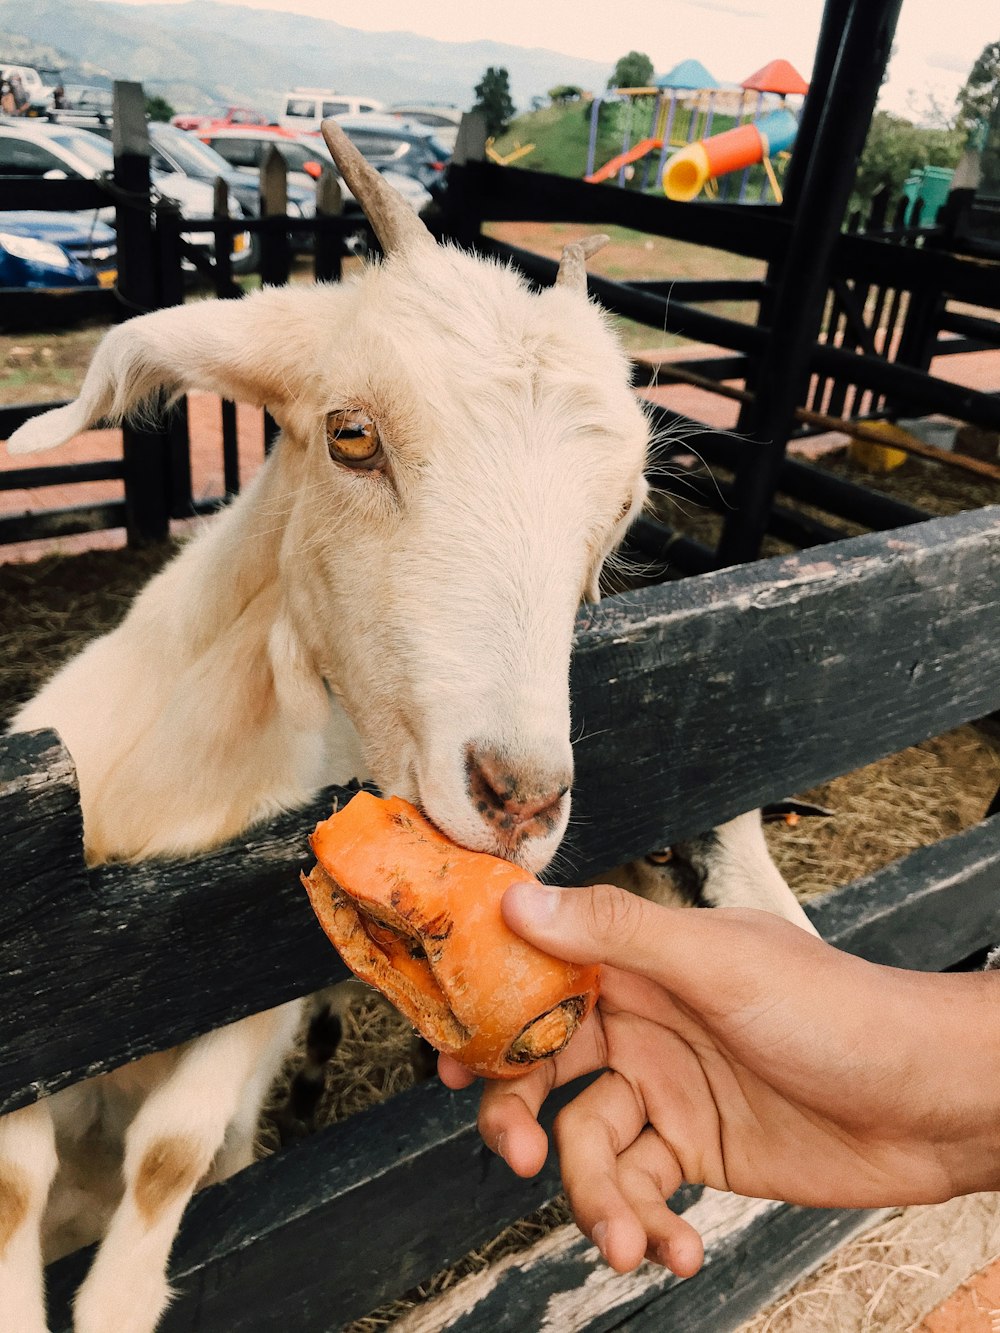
112, 0, 998, 121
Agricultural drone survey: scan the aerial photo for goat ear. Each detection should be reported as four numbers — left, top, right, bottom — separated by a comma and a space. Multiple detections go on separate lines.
7, 291, 316, 454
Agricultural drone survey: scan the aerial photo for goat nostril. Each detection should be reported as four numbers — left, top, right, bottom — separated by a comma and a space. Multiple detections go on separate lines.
466, 748, 570, 830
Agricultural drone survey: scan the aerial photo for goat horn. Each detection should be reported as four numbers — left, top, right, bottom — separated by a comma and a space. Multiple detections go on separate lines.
555, 234, 609, 291
321, 118, 434, 255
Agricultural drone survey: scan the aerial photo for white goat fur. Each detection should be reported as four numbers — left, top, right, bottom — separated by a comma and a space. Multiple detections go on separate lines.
2, 235, 651, 1331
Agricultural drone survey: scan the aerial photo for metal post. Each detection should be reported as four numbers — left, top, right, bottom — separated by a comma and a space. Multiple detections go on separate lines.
717, 0, 904, 567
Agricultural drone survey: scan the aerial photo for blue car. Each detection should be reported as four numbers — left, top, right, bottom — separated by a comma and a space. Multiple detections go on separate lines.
0, 211, 116, 323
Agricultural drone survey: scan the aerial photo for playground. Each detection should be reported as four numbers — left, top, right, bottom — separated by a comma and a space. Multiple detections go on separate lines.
584, 56, 808, 203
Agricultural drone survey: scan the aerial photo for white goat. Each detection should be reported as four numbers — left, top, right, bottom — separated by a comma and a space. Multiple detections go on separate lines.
1, 122, 820, 1329
0, 122, 651, 1333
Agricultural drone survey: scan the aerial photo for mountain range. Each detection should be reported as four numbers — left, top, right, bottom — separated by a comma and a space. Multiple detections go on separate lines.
0, 0, 614, 115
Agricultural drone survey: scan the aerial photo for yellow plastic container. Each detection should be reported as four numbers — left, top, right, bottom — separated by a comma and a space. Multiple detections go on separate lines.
848, 420, 910, 473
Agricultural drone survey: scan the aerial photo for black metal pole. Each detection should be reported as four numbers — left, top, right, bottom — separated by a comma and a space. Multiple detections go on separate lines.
716, 0, 904, 567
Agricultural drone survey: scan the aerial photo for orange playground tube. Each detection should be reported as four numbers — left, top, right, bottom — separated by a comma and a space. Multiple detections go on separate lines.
586, 137, 662, 185
663, 109, 798, 201
663, 124, 762, 200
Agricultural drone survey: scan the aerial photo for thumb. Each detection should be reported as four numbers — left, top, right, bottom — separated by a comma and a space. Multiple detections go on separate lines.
502, 881, 698, 982
503, 883, 831, 1008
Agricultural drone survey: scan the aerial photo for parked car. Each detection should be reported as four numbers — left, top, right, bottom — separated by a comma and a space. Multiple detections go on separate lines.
0, 121, 249, 271
278, 88, 383, 132
0, 210, 116, 325
171, 105, 270, 134
62, 85, 114, 117
197, 125, 432, 219
388, 103, 464, 152
84, 120, 300, 272
1, 63, 54, 111
331, 114, 452, 190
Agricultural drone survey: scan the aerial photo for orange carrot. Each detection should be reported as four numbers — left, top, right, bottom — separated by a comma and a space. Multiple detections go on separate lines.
301, 792, 600, 1079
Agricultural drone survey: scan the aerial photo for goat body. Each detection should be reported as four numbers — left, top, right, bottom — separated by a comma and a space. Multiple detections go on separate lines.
1, 123, 817, 1331
1, 128, 650, 1332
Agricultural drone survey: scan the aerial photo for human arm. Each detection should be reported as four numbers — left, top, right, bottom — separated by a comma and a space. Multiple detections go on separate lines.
440, 883, 1000, 1276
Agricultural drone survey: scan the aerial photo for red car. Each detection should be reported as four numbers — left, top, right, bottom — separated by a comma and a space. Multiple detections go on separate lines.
171, 106, 270, 134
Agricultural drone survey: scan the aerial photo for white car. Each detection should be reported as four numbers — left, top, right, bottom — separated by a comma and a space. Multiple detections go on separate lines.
1, 63, 54, 108
0, 121, 249, 267
278, 88, 383, 133
388, 104, 464, 152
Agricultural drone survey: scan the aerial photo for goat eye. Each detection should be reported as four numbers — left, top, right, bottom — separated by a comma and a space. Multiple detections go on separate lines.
325, 410, 384, 469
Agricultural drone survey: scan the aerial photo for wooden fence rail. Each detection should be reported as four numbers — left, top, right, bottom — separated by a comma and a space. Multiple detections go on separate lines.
2, 507, 999, 1328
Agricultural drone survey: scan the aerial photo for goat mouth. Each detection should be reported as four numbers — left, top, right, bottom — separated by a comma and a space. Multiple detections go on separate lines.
416, 802, 549, 869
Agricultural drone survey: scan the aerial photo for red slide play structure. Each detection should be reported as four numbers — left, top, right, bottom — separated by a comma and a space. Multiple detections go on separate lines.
585, 136, 662, 184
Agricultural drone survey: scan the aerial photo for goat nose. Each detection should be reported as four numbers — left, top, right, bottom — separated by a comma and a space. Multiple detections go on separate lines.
466, 746, 571, 833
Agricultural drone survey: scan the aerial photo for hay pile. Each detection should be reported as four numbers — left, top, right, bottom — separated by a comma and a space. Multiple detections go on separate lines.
655, 446, 999, 557
737, 1196, 1000, 1333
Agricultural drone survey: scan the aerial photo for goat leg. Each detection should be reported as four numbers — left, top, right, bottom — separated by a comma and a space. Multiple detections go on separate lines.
73, 1003, 300, 1333
0, 1099, 58, 1333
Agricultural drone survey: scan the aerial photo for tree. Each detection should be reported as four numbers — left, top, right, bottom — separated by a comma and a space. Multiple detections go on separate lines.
548, 84, 584, 104
608, 51, 654, 90
957, 39, 1000, 135
144, 93, 175, 122
474, 67, 515, 138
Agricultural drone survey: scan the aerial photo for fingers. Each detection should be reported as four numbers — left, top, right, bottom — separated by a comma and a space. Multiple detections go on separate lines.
437, 1053, 475, 1089
446, 1009, 611, 1177
479, 1085, 551, 1177
552, 1069, 650, 1270
618, 1131, 703, 1277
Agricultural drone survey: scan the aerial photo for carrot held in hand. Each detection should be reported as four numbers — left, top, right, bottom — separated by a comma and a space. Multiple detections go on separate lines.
301, 792, 600, 1078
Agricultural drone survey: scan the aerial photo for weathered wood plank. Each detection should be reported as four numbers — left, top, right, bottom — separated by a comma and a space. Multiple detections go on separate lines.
45, 1078, 577, 1333
3, 510, 1000, 1110
390, 1193, 884, 1333
809, 814, 1000, 968
567, 505, 1000, 877
0, 771, 356, 1115
38, 813, 1000, 1328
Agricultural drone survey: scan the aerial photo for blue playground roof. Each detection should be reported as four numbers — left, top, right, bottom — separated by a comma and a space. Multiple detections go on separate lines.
655, 59, 718, 90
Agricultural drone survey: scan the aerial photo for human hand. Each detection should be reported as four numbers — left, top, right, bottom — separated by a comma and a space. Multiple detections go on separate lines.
440, 884, 1000, 1276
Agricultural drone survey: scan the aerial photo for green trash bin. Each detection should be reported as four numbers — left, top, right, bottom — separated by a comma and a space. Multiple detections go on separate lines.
903, 165, 954, 225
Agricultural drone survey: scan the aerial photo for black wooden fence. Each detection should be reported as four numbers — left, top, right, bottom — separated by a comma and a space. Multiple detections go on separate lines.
2, 504, 998, 1329
3, 2, 1000, 1323
0, 80, 365, 548
4, 4, 1000, 567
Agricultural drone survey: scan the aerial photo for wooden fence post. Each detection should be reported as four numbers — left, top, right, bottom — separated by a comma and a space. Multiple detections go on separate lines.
258, 146, 289, 452
437, 110, 488, 250
213, 177, 241, 497
314, 167, 344, 284
112, 80, 172, 546
259, 146, 291, 288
